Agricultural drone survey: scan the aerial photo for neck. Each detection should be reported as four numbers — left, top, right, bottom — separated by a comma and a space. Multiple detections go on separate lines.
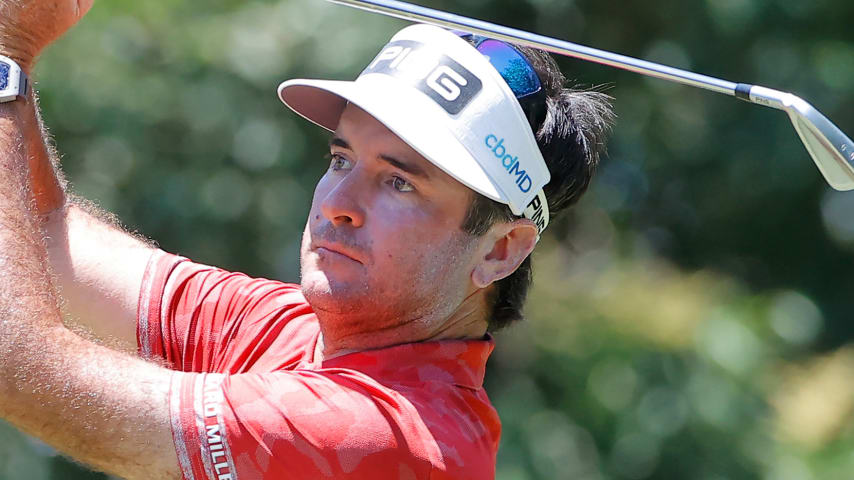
312, 288, 490, 362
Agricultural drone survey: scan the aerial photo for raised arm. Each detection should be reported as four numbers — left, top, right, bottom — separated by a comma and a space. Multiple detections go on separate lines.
0, 70, 181, 480
0, 2, 182, 478
20, 28, 155, 351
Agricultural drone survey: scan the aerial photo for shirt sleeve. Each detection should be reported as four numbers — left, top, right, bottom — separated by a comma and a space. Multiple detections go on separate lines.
137, 250, 313, 373
169, 370, 439, 480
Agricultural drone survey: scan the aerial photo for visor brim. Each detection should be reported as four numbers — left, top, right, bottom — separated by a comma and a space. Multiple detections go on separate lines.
278, 77, 506, 205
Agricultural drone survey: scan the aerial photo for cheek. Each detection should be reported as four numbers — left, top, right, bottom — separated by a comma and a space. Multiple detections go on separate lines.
372, 190, 464, 234
367, 194, 470, 258
372, 208, 433, 253
369, 217, 474, 283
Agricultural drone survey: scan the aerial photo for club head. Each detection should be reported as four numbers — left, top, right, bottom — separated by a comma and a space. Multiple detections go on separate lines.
740, 86, 854, 191
786, 98, 854, 191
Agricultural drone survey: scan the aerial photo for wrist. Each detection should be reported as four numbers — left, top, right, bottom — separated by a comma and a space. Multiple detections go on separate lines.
0, 55, 30, 106
1, 53, 33, 76
0, 39, 36, 75
0, 22, 39, 74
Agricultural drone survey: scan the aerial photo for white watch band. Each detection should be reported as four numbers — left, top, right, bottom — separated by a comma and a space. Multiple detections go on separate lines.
0, 55, 28, 103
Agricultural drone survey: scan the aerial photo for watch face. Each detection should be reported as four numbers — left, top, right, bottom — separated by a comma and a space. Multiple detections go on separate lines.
0, 62, 8, 90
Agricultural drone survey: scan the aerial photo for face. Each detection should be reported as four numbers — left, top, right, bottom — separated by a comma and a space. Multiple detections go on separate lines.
300, 104, 486, 333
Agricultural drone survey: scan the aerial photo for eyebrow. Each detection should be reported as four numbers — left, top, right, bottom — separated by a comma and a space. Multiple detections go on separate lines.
329, 136, 350, 150
328, 135, 430, 179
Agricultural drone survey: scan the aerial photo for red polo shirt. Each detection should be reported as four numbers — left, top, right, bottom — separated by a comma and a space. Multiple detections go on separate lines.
137, 250, 500, 479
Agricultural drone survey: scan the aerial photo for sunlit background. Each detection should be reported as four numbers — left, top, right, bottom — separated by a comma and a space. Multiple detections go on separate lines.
3, 0, 854, 478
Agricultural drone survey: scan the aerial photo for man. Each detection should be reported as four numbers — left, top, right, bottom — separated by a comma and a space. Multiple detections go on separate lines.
0, 0, 612, 478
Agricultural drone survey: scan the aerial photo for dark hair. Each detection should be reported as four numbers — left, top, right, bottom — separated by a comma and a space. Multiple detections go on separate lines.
461, 43, 615, 331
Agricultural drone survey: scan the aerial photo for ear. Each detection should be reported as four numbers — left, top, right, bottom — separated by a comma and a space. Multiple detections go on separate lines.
471, 219, 539, 289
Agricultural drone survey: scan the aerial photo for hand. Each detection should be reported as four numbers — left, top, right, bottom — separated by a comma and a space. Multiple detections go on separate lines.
0, 0, 94, 72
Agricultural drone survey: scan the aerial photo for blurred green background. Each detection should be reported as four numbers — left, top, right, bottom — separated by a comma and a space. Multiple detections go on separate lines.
3, 0, 854, 478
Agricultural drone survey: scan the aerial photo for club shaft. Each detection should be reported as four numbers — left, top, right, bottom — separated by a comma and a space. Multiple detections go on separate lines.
327, 0, 740, 96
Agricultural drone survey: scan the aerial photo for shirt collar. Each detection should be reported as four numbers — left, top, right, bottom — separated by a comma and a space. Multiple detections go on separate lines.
318, 335, 495, 390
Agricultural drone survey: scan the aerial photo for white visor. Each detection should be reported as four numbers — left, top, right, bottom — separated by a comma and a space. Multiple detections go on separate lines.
278, 24, 550, 234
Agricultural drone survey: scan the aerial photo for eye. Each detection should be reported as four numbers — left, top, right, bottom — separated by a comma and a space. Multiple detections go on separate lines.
390, 175, 415, 193
329, 153, 352, 171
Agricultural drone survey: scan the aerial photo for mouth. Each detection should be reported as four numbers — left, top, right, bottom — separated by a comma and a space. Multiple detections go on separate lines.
312, 242, 364, 264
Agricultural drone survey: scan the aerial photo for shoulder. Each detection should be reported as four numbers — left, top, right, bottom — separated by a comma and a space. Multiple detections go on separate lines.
152, 250, 311, 317
141, 250, 318, 371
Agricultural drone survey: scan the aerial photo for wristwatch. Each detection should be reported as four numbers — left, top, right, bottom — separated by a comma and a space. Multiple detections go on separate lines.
0, 55, 28, 103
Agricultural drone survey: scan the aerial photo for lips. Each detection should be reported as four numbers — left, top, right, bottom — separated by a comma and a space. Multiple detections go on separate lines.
312, 241, 364, 264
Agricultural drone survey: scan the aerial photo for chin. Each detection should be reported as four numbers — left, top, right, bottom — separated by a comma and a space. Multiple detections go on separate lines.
300, 266, 371, 314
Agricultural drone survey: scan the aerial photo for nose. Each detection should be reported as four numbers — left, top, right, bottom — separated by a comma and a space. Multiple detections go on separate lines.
319, 172, 366, 228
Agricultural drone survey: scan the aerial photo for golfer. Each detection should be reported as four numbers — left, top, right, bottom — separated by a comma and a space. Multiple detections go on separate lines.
0, 1, 612, 478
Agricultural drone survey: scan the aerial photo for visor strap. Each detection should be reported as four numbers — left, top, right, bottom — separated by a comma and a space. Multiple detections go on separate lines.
522, 189, 550, 241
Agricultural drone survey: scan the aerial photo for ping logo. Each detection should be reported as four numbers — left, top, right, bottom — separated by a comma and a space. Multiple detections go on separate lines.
526, 195, 547, 233
485, 134, 533, 193
427, 65, 467, 102
362, 40, 482, 114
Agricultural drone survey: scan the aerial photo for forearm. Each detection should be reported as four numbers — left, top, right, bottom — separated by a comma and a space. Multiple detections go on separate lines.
23, 88, 67, 215
0, 100, 65, 419
15, 79, 156, 348
0, 102, 57, 332
0, 101, 78, 459
0, 102, 178, 480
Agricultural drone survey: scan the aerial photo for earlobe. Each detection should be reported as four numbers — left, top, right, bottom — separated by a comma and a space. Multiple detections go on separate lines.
471, 219, 539, 289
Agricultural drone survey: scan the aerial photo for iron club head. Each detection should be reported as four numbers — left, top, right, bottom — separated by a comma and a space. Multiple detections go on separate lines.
744, 86, 854, 191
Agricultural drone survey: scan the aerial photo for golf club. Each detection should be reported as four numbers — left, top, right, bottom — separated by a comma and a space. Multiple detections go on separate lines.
325, 0, 854, 191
